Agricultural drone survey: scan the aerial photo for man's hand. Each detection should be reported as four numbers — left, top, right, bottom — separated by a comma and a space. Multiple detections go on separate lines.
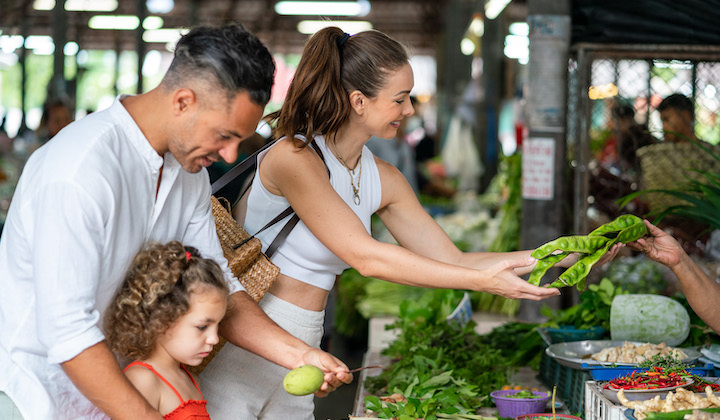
222, 292, 352, 397
62, 341, 163, 420
297, 347, 353, 397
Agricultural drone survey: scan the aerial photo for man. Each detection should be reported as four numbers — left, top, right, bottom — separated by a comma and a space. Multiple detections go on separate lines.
657, 93, 698, 143
0, 23, 350, 420
630, 220, 720, 334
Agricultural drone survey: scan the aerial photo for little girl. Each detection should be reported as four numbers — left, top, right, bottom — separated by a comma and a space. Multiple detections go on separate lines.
105, 241, 229, 419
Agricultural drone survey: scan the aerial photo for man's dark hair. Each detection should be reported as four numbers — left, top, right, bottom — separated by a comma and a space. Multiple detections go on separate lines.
657, 93, 694, 119
163, 23, 275, 106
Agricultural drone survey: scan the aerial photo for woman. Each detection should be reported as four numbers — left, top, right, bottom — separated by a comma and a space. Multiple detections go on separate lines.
200, 27, 562, 419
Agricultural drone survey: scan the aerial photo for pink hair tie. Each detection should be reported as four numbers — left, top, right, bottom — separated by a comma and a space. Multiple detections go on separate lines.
186, 251, 192, 262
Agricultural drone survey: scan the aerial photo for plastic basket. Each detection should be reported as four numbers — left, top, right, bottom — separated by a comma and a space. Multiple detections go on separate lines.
517, 414, 583, 420
542, 326, 607, 344
585, 363, 715, 381
637, 142, 720, 212
567, 369, 590, 414
584, 381, 626, 420
490, 390, 551, 418
538, 353, 589, 414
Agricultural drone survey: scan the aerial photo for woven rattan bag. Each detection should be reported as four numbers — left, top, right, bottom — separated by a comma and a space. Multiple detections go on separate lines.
637, 142, 720, 212
211, 196, 279, 301
188, 197, 281, 375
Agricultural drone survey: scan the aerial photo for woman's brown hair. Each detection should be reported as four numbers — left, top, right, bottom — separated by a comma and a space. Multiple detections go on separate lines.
269, 26, 409, 144
104, 241, 229, 360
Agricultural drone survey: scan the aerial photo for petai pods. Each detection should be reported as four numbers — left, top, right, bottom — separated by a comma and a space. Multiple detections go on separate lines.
528, 214, 649, 289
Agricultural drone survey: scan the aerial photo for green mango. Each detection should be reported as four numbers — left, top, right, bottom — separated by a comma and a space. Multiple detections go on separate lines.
283, 365, 324, 396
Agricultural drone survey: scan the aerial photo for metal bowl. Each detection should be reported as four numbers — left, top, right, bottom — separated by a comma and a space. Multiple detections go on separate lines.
601, 378, 694, 405
544, 340, 701, 370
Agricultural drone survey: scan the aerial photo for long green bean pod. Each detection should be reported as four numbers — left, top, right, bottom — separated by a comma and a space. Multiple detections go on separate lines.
530, 235, 610, 259
614, 221, 649, 243
588, 214, 643, 238
528, 251, 571, 286
547, 241, 614, 288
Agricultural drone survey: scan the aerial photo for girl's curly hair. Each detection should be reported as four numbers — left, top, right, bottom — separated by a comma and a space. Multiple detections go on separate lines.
104, 241, 229, 360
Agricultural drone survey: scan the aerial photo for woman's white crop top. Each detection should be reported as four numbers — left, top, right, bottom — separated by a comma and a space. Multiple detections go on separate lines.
243, 135, 382, 291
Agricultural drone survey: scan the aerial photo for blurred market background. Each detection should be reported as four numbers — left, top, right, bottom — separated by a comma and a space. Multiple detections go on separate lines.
2, 1, 720, 419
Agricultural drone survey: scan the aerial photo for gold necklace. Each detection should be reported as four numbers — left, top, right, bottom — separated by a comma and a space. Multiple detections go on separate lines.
331, 142, 362, 205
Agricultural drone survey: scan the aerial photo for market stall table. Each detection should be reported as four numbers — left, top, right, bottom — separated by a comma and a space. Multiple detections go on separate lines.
351, 313, 568, 418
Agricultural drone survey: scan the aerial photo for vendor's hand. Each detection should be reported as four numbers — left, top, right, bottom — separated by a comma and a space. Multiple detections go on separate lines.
627, 219, 684, 267
299, 348, 353, 397
482, 257, 561, 300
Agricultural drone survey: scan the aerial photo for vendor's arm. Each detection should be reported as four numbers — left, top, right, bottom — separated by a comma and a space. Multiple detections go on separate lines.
62, 342, 163, 419
220, 291, 352, 396
262, 142, 558, 300
629, 219, 720, 334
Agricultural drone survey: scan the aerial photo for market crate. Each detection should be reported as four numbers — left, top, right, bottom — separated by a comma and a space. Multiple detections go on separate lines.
584, 380, 626, 420
538, 353, 589, 415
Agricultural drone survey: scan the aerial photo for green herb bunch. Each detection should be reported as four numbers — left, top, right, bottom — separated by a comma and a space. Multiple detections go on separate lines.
541, 277, 626, 330
364, 290, 509, 419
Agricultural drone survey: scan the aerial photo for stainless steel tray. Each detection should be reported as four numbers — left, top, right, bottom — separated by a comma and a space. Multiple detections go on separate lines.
545, 340, 701, 370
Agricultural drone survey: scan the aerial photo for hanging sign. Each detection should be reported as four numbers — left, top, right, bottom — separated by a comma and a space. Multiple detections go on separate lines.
522, 137, 555, 200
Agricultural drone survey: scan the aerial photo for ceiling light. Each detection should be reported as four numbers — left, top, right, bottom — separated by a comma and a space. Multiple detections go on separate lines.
509, 22, 528, 36
67, 0, 118, 11
0, 35, 24, 54
64, 41, 79, 55
146, 0, 174, 14
88, 15, 140, 30
24, 35, 55, 55
468, 14, 484, 37
460, 38, 475, 56
485, 0, 512, 20
275, 1, 368, 17
35, 0, 120, 11
297, 20, 372, 35
143, 16, 164, 30
143, 28, 188, 44
33, 0, 53, 10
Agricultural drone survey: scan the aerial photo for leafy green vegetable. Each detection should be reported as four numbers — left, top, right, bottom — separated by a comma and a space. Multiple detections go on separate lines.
505, 390, 545, 399
541, 277, 626, 330
364, 290, 509, 418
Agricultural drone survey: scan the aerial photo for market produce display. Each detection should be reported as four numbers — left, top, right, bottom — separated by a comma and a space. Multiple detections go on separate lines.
606, 367, 689, 390
617, 387, 720, 420
363, 290, 510, 419
528, 214, 649, 289
591, 342, 687, 364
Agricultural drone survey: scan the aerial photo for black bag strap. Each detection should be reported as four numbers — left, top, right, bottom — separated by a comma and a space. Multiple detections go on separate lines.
211, 139, 277, 195
212, 138, 329, 258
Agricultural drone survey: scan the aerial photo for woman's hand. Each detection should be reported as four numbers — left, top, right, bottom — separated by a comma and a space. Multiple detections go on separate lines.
627, 219, 683, 267
299, 348, 353, 397
480, 257, 561, 300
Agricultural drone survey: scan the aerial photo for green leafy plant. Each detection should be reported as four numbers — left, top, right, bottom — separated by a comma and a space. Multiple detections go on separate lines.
541, 277, 626, 330
363, 290, 509, 418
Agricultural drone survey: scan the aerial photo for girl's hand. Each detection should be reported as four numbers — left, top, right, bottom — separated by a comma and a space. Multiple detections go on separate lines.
481, 257, 561, 300
627, 219, 683, 267
299, 348, 353, 397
